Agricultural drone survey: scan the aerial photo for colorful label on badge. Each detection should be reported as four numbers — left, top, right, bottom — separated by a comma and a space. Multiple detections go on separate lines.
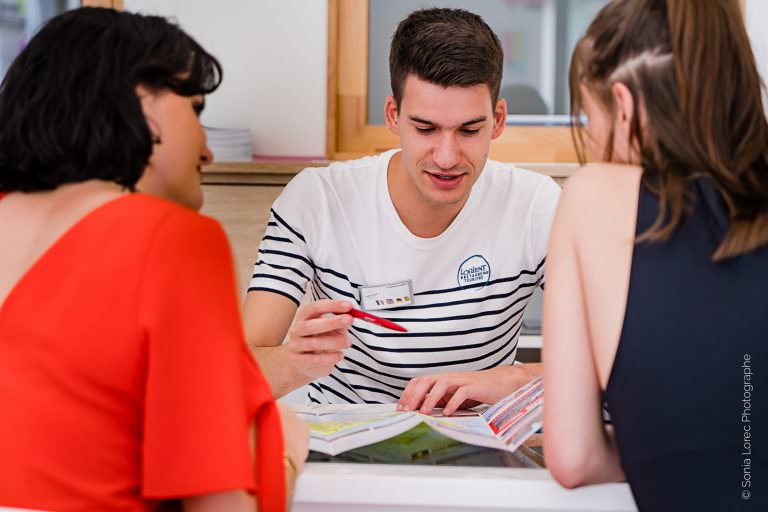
360, 280, 413, 311
457, 255, 491, 289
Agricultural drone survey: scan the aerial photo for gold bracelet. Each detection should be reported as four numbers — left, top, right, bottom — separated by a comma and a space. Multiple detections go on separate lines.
283, 453, 298, 484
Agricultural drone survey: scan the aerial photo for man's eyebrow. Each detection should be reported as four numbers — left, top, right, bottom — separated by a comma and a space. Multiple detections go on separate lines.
460, 116, 487, 126
408, 116, 488, 128
409, 116, 436, 125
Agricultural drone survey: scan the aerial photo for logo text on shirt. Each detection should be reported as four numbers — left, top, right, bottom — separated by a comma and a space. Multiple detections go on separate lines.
457, 255, 491, 289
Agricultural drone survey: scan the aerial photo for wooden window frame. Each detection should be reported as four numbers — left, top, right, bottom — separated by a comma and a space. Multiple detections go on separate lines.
80, 0, 123, 8
326, 0, 578, 162
326, 0, 747, 162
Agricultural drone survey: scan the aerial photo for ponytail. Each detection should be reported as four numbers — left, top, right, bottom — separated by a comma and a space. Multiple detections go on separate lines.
572, 0, 768, 260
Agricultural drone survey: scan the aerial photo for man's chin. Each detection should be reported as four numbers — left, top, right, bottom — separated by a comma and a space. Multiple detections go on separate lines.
423, 188, 470, 208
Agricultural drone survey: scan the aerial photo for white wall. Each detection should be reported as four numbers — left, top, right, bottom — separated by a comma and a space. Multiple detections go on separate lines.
121, 2, 768, 158
124, 0, 328, 157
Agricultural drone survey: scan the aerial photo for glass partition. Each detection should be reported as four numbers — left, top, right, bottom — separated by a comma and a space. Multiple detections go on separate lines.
0, 0, 77, 79
367, 0, 607, 126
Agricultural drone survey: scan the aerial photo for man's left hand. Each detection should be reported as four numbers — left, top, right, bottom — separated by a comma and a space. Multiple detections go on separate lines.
397, 363, 542, 416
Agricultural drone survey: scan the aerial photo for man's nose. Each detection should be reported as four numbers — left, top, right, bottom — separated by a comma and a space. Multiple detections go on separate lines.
432, 133, 460, 170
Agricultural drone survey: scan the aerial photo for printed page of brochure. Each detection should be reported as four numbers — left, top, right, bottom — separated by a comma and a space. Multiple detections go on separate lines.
294, 377, 543, 455
295, 404, 423, 455
482, 376, 544, 452
420, 413, 506, 450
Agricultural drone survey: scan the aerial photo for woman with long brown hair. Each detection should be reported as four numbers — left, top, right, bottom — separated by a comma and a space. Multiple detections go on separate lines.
543, 0, 768, 509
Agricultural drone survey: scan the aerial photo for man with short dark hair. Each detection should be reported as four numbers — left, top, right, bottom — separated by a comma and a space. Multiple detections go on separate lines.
244, 8, 560, 414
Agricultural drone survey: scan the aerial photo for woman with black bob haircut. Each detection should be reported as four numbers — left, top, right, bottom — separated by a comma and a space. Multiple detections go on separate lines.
0, 7, 308, 512
1, 6, 210, 196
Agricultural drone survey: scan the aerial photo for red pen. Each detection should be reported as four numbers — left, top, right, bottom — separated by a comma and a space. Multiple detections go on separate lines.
348, 307, 408, 332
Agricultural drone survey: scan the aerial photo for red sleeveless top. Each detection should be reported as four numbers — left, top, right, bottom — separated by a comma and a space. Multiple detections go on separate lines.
0, 193, 285, 511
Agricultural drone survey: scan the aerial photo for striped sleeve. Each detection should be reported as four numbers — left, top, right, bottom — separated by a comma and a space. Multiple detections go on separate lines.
248, 206, 314, 306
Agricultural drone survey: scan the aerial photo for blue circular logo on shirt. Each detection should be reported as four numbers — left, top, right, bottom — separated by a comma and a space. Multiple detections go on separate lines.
457, 255, 491, 289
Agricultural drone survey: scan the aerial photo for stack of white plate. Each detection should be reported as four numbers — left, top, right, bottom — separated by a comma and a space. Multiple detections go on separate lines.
204, 126, 253, 162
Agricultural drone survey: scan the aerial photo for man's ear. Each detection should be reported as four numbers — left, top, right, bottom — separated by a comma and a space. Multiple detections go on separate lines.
385, 95, 400, 136
491, 98, 507, 139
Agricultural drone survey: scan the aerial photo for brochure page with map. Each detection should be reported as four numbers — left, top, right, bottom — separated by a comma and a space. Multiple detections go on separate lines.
294, 376, 543, 456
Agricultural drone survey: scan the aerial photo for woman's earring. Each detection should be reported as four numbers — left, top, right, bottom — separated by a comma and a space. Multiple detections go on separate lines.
146, 116, 162, 144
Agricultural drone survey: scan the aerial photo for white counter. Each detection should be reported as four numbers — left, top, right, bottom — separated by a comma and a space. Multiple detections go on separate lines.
293, 462, 637, 512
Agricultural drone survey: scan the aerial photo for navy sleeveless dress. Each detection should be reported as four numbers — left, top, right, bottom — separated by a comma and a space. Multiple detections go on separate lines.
604, 178, 768, 511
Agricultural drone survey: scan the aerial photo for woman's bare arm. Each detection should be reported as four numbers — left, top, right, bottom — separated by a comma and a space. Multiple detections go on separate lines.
183, 490, 255, 512
542, 169, 626, 488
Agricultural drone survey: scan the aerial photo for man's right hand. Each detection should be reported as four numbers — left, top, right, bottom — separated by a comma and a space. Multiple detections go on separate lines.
244, 291, 354, 397
281, 299, 354, 380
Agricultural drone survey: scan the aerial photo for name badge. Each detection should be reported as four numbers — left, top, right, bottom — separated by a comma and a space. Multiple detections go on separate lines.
360, 280, 413, 311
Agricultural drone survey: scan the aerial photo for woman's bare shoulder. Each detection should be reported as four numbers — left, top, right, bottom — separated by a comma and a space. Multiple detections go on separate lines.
560, 164, 642, 211
565, 163, 642, 190
557, 163, 642, 242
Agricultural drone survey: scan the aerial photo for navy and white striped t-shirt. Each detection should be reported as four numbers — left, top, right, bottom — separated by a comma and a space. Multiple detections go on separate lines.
249, 149, 561, 404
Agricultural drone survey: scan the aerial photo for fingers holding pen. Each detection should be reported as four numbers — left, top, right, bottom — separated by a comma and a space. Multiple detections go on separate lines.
293, 314, 353, 338
298, 299, 353, 321
290, 299, 354, 341
288, 333, 351, 354
285, 299, 355, 380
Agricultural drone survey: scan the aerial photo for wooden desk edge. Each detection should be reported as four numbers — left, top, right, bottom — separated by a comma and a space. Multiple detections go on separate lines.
203, 161, 578, 186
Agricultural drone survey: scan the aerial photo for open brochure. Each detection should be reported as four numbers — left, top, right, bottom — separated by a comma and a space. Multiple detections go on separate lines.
293, 376, 543, 456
